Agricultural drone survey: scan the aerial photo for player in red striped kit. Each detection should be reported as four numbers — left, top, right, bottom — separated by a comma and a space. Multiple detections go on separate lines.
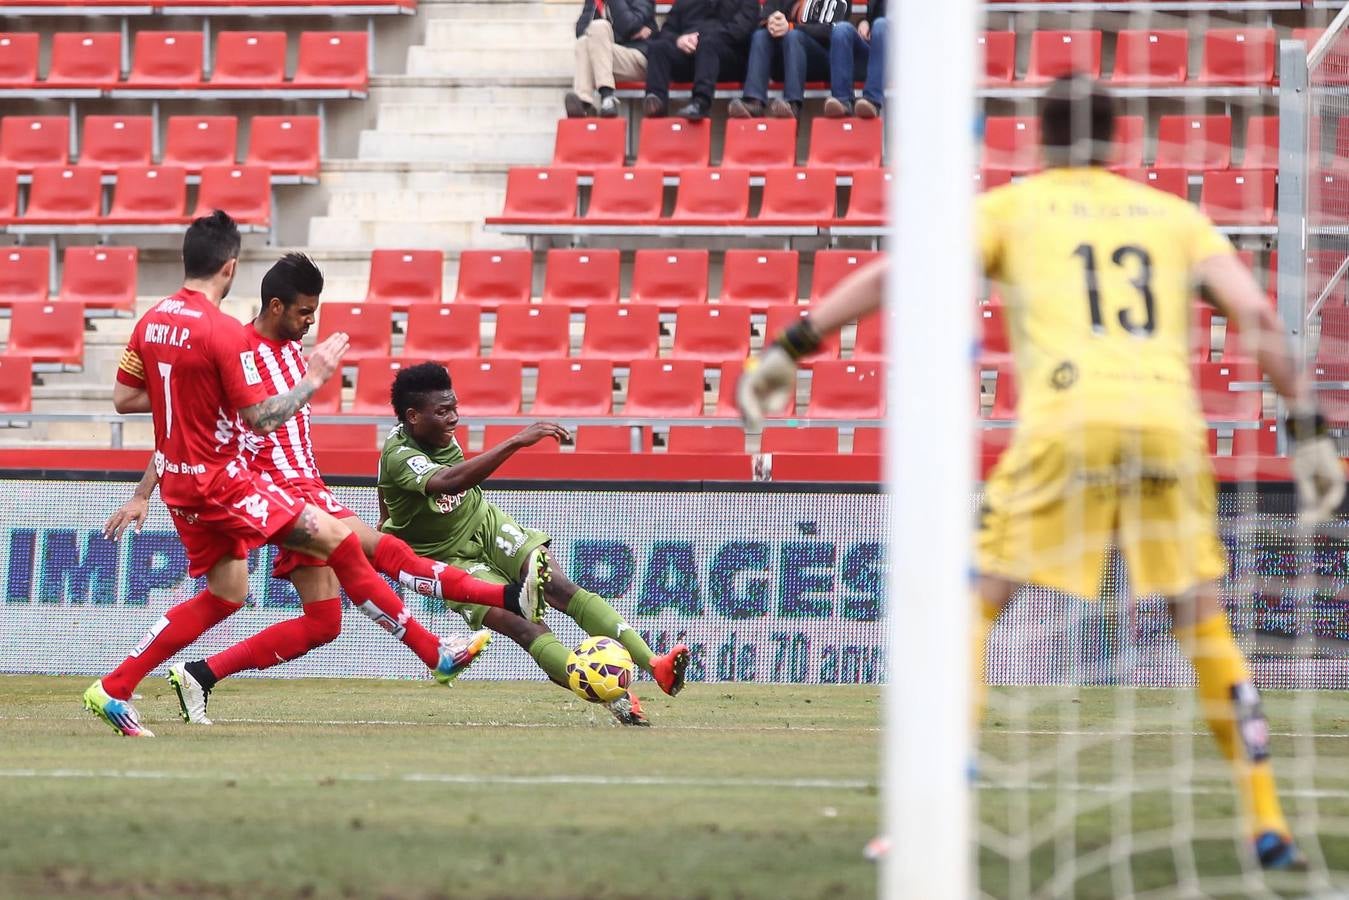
103, 251, 547, 727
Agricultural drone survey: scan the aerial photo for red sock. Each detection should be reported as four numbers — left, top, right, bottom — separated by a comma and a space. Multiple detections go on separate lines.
102, 589, 240, 700
373, 534, 507, 608
330, 533, 443, 669
206, 597, 342, 680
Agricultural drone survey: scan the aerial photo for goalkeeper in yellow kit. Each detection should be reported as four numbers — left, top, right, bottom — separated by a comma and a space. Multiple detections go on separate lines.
739, 76, 1346, 869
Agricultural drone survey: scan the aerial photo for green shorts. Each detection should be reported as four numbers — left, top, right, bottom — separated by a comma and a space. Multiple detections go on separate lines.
442, 502, 550, 629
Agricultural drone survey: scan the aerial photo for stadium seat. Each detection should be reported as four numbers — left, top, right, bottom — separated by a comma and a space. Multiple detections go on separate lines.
541, 249, 620, 309
761, 426, 838, 454
581, 303, 660, 363
491, 303, 570, 359
194, 166, 270, 224
721, 119, 797, 172
293, 31, 368, 89
8, 302, 84, 368
46, 32, 120, 87
1025, 30, 1102, 83
0, 247, 48, 304
481, 423, 561, 453
211, 32, 286, 87
1196, 361, 1262, 421
636, 117, 711, 172
1192, 305, 1214, 361
22, 166, 101, 223
764, 304, 840, 362
532, 358, 614, 416
974, 168, 1013, 193
0, 166, 16, 222
163, 116, 239, 172
980, 31, 1016, 85
806, 118, 883, 173
58, 246, 137, 314
573, 425, 651, 452
80, 116, 153, 171
840, 168, 888, 225
666, 425, 743, 454
806, 361, 883, 418
811, 250, 882, 304
1311, 172, 1349, 225
552, 118, 626, 172
106, 165, 187, 222
317, 302, 393, 362
584, 167, 664, 222
980, 427, 1015, 461
629, 248, 709, 309
978, 304, 1009, 359
127, 31, 204, 87
245, 116, 321, 177
987, 363, 1018, 420
1241, 116, 1279, 170
720, 250, 798, 311
981, 117, 1040, 174
1155, 115, 1232, 172
670, 167, 750, 222
0, 354, 31, 413
1114, 166, 1188, 201
757, 168, 836, 223
453, 249, 527, 310
1316, 307, 1349, 366
310, 423, 378, 453
1110, 115, 1145, 169
309, 371, 342, 414
445, 358, 523, 415
0, 116, 69, 170
402, 303, 482, 359
1200, 170, 1276, 226
624, 359, 704, 416
367, 249, 444, 311
487, 167, 578, 224
1218, 312, 1252, 362
1315, 363, 1349, 426
1198, 28, 1275, 85
351, 357, 408, 416
852, 427, 881, 453
1110, 29, 1188, 85
672, 305, 751, 363
1225, 420, 1280, 457
0, 33, 39, 88
852, 312, 882, 361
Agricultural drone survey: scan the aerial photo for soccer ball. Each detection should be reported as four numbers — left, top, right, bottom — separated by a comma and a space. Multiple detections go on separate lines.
566, 637, 634, 703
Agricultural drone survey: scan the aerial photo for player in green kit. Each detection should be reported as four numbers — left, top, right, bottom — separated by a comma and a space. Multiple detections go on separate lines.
378, 362, 690, 726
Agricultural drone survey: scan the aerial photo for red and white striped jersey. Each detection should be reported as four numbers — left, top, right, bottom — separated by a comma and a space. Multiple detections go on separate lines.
241, 322, 320, 480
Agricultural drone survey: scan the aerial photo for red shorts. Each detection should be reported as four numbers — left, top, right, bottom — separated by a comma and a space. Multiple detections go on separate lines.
269, 478, 358, 580
169, 465, 304, 578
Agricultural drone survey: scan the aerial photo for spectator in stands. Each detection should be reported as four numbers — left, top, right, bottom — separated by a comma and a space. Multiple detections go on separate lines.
728, 0, 852, 119
566, 0, 657, 118
825, 0, 886, 118
642, 0, 760, 121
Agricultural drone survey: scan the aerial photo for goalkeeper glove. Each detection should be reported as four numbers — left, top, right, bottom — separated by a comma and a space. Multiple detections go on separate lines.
1284, 406, 1346, 524
736, 319, 821, 431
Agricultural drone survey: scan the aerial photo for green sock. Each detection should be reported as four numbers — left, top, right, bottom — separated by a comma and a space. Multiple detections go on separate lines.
527, 633, 572, 688
566, 589, 655, 671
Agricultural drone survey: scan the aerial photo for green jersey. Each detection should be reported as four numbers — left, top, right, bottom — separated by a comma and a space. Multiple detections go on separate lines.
377, 424, 488, 560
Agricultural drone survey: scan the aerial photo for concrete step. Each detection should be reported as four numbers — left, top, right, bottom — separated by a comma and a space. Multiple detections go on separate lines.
422, 1, 575, 21
376, 103, 564, 131
326, 190, 504, 222
407, 47, 573, 78
422, 18, 574, 49
322, 166, 507, 192
370, 82, 564, 107
308, 217, 523, 250
357, 130, 555, 163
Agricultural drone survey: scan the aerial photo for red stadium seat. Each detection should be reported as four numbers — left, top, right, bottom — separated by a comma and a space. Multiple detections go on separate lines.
1110, 115, 1145, 169
127, 31, 204, 87
1196, 361, 1262, 421
761, 426, 838, 454
193, 166, 270, 225
0, 355, 32, 413
982, 117, 1039, 174
574, 425, 652, 452
552, 118, 626, 172
293, 31, 368, 89
980, 31, 1016, 85
481, 423, 561, 453
584, 167, 663, 222
807, 361, 883, 418
636, 117, 711, 172
721, 119, 797, 172
1316, 363, 1349, 427
624, 359, 704, 416
1198, 28, 1275, 85
107, 165, 187, 222
975, 168, 1013, 193
1316, 307, 1349, 366
1110, 29, 1188, 85
758, 167, 836, 223
1155, 115, 1232, 172
487, 167, 578, 224
0, 166, 17, 222
453, 249, 527, 310
8, 302, 84, 368
0, 116, 69, 170
988, 363, 1018, 420
541, 249, 620, 310
672, 305, 751, 363
1226, 420, 1280, 457
445, 358, 523, 415
1311, 172, 1349, 225
1218, 311, 1252, 362
852, 427, 881, 453
1241, 116, 1278, 170
670, 167, 750, 223
47, 32, 120, 87
720, 249, 798, 311
491, 303, 570, 359
0, 33, 39, 88
402, 303, 482, 359
811, 250, 882, 304
1200, 170, 1276, 226
1025, 30, 1102, 83
1191, 305, 1214, 361
1114, 166, 1188, 201
806, 118, 883, 173
58, 246, 137, 313
630, 248, 709, 309
245, 116, 321, 177
22, 166, 101, 223
80, 116, 153, 171
666, 425, 743, 454
368, 249, 443, 311
851, 312, 882, 361
978, 304, 1009, 359
841, 168, 888, 225
532, 358, 614, 416
309, 370, 342, 414
581, 303, 660, 363
163, 116, 239, 172
311, 423, 378, 453
317, 302, 393, 362
0, 247, 49, 305
764, 304, 840, 362
210, 32, 286, 87
351, 357, 407, 416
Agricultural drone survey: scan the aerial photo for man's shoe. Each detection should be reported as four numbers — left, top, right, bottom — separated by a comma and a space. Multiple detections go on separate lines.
435, 630, 492, 685
643, 93, 667, 117
854, 98, 880, 119
564, 91, 596, 118
650, 644, 690, 696
1255, 831, 1307, 871
823, 96, 851, 118
599, 95, 622, 118
674, 101, 708, 121
83, 680, 153, 737
606, 690, 650, 726
768, 98, 797, 119
167, 663, 212, 725
521, 547, 550, 622
728, 97, 764, 118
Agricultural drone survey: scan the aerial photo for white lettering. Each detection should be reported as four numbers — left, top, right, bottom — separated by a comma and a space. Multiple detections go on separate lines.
232, 493, 271, 527
144, 323, 192, 347
154, 298, 203, 318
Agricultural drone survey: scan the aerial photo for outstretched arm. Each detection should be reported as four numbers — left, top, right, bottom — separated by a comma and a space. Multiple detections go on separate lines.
422, 422, 570, 495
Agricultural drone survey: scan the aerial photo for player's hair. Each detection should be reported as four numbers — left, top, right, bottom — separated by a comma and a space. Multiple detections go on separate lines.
1040, 74, 1117, 168
182, 209, 242, 280
391, 361, 453, 422
261, 253, 325, 310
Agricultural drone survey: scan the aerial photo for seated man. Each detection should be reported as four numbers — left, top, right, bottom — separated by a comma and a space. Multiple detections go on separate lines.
825, 0, 886, 118
729, 0, 852, 120
566, 0, 656, 118
643, 0, 759, 121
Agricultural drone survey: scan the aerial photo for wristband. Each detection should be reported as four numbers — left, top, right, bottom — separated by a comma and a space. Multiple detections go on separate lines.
1284, 408, 1329, 444
774, 318, 822, 361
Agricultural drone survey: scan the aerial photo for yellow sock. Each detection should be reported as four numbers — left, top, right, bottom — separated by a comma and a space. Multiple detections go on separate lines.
1173, 611, 1289, 837
973, 597, 1001, 727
